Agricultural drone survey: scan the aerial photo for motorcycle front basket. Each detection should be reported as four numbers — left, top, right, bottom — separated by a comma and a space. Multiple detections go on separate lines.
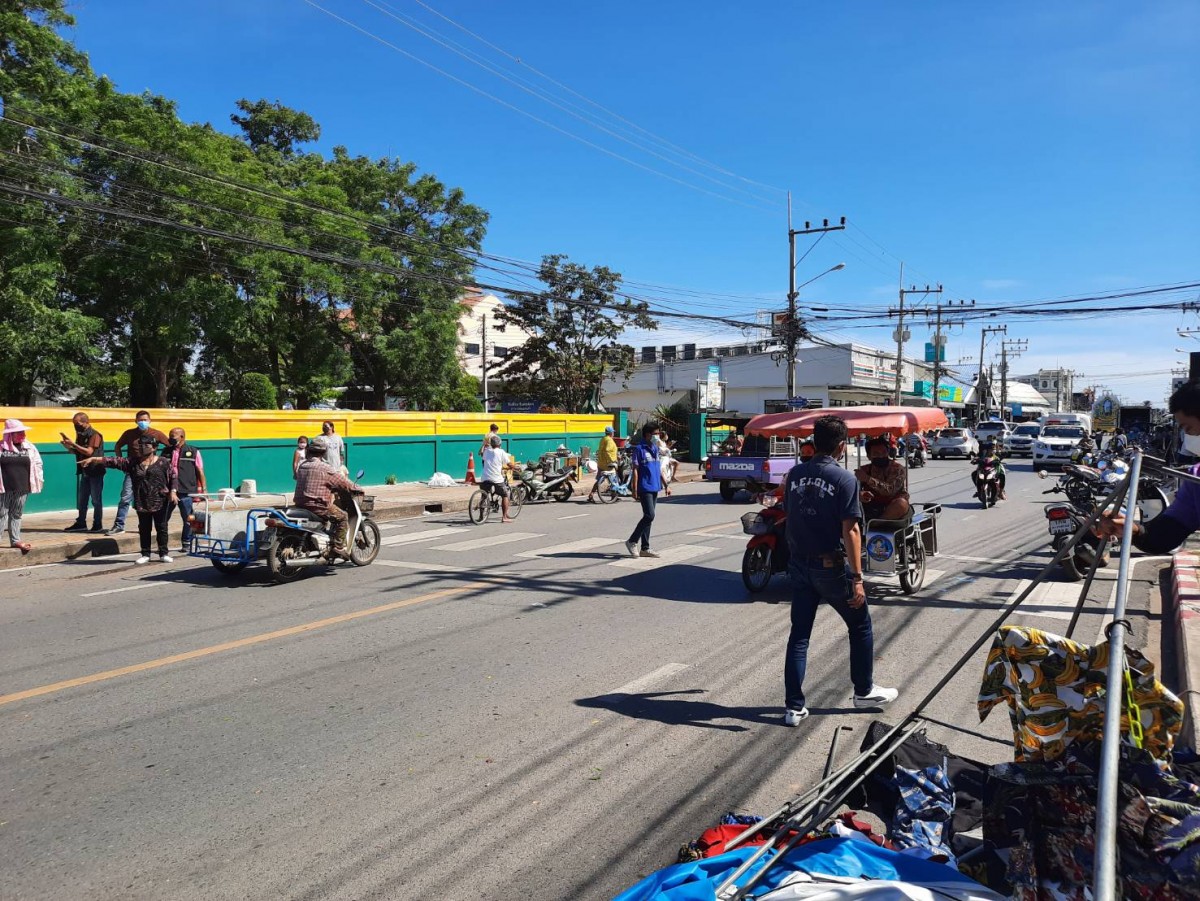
741, 512, 773, 536
359, 496, 375, 513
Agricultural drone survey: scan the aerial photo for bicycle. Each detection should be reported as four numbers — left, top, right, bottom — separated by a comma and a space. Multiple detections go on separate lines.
468, 477, 523, 524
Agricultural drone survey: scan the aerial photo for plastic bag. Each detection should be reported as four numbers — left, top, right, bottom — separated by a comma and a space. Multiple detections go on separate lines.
428, 472, 456, 488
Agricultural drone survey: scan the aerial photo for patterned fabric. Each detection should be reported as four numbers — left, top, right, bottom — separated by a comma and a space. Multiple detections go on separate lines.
293, 459, 354, 513
977, 625, 1184, 761
891, 762, 956, 864
982, 744, 1200, 900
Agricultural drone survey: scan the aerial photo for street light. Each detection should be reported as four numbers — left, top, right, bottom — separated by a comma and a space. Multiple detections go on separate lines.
796, 262, 845, 291
783, 261, 845, 399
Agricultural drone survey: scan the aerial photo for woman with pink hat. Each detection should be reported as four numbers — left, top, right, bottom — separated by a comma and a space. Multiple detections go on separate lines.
0, 418, 45, 555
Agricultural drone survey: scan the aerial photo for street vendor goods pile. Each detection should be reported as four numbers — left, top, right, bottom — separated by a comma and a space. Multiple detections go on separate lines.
612, 625, 1200, 901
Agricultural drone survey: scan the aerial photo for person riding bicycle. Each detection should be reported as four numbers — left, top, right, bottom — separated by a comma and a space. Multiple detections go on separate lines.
588, 426, 619, 503
972, 438, 1007, 501
481, 434, 515, 523
292, 436, 359, 556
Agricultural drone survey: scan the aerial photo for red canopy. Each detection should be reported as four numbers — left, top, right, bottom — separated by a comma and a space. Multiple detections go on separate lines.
746, 405, 950, 439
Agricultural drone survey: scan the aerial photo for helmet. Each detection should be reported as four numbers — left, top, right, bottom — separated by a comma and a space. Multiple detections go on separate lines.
307, 436, 329, 455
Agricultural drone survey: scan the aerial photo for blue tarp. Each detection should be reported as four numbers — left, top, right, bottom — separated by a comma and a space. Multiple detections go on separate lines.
612, 836, 986, 901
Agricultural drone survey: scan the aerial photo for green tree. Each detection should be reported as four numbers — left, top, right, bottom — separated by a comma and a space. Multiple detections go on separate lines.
230, 372, 278, 409
495, 255, 657, 414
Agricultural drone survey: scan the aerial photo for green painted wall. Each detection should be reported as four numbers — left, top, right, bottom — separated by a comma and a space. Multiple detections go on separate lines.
24, 431, 601, 516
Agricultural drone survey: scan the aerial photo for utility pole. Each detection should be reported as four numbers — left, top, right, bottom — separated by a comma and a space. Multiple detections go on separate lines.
889, 280, 942, 404
999, 338, 1028, 420
785, 197, 845, 401
976, 325, 1007, 422
920, 299, 973, 407
481, 312, 488, 410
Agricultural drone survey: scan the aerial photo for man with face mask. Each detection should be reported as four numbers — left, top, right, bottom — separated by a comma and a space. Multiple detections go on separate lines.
60, 412, 105, 532
854, 436, 911, 522
163, 427, 205, 552
83, 435, 177, 564
107, 411, 169, 535
1098, 380, 1200, 551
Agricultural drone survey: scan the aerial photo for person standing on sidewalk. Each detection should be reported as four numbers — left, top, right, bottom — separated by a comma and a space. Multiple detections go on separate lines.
781, 414, 897, 726
107, 411, 168, 535
625, 421, 663, 559
0, 419, 45, 555
60, 412, 105, 532
84, 435, 176, 564
292, 435, 308, 479
321, 421, 347, 475
163, 427, 205, 553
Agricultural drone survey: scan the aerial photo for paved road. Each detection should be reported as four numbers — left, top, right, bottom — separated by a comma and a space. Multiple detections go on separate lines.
0, 458, 1154, 900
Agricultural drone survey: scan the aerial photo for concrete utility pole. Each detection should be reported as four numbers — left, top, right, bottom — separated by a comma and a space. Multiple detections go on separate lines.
976, 325, 1007, 421
889, 280, 942, 404
785, 196, 845, 401
921, 299, 973, 407
999, 338, 1028, 419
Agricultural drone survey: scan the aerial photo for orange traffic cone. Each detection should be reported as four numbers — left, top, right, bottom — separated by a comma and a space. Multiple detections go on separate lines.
465, 453, 477, 485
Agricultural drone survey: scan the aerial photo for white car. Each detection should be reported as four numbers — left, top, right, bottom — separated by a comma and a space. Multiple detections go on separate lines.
974, 421, 1011, 446
932, 427, 979, 460
1004, 423, 1042, 457
1033, 424, 1088, 468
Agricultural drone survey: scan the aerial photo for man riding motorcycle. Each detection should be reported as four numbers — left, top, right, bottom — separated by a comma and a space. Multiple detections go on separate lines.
1071, 434, 1097, 464
972, 438, 1007, 501
292, 436, 359, 556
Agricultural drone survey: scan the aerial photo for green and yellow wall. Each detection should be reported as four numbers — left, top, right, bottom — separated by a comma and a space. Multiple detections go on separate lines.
4, 407, 613, 515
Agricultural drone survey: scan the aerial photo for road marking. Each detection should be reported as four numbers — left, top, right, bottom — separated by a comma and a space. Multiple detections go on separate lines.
871, 569, 946, 588
687, 531, 744, 541
6, 562, 63, 572
609, 544, 718, 569
688, 521, 741, 536
380, 530, 454, 547
1005, 579, 1112, 621
429, 531, 543, 552
557, 513, 589, 520
516, 538, 622, 559
605, 662, 690, 696
374, 560, 466, 573
80, 583, 155, 598
940, 554, 1000, 564
0, 586, 471, 707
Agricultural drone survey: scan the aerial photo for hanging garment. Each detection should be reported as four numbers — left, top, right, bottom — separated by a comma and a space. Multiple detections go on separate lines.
891, 761, 957, 864
977, 625, 1183, 762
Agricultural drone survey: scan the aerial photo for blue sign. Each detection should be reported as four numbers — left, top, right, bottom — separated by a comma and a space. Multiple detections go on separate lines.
787, 396, 809, 408
502, 400, 542, 413
1011, 403, 1023, 417
924, 343, 945, 363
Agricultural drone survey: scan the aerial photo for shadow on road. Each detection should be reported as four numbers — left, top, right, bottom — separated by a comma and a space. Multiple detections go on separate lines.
576, 688, 777, 731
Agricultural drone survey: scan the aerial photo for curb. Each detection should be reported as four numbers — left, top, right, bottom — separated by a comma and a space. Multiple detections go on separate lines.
1170, 551, 1200, 753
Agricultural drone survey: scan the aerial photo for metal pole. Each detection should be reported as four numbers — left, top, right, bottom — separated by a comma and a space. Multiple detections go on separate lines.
786, 194, 797, 402
977, 327, 986, 422
893, 262, 905, 405
931, 304, 942, 409
1093, 449, 1142, 901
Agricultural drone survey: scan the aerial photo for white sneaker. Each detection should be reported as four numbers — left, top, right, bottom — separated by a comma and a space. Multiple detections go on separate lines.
853, 685, 899, 709
134, 555, 150, 565
159, 554, 174, 564
640, 548, 661, 558
784, 708, 809, 726
624, 540, 639, 558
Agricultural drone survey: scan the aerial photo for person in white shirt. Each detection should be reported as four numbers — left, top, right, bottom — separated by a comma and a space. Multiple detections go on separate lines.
481, 434, 515, 523
656, 431, 680, 496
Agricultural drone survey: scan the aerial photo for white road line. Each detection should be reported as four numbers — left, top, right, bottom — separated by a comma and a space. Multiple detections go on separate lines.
688, 522, 741, 536
6, 562, 62, 572
81, 583, 155, 598
961, 514, 977, 521
429, 532, 543, 552
872, 569, 946, 588
516, 538, 622, 559
374, 559, 466, 573
686, 530, 744, 541
557, 513, 590, 520
1005, 579, 1114, 621
609, 544, 718, 569
605, 662, 690, 696
380, 530, 455, 547
940, 554, 1001, 564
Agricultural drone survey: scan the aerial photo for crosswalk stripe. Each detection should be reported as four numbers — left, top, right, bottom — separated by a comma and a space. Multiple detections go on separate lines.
516, 538, 622, 559
380, 530, 455, 547
374, 559, 466, 573
1005, 578, 1113, 621
609, 544, 718, 569
429, 532, 543, 552
687, 531, 744, 541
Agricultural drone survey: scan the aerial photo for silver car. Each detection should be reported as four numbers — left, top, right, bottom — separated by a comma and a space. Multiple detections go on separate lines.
1004, 423, 1042, 457
932, 427, 979, 460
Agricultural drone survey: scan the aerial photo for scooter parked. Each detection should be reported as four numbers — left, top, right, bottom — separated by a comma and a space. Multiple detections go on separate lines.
513, 453, 578, 504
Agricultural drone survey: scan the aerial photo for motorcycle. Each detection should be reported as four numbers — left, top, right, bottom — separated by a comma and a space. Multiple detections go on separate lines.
973, 456, 1000, 508
905, 441, 926, 469
740, 496, 789, 595
1042, 497, 1100, 582
513, 454, 579, 505
262, 471, 381, 583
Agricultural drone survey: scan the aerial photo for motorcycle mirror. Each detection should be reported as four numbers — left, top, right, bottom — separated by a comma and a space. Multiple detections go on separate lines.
1036, 470, 1048, 479
355, 469, 365, 480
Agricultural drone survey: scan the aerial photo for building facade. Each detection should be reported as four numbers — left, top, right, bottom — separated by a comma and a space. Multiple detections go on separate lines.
1014, 368, 1076, 410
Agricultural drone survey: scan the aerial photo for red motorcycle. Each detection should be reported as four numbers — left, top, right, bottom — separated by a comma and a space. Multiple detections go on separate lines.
741, 496, 789, 594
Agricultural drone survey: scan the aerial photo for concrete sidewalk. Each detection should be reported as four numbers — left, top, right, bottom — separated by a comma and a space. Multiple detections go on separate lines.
1170, 547, 1200, 753
1, 466, 709, 570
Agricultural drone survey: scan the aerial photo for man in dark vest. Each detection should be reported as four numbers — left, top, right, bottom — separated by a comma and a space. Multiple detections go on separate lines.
164, 427, 206, 552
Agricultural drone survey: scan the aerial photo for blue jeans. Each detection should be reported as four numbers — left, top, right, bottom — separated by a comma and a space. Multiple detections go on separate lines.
174, 494, 195, 547
629, 490, 658, 549
784, 561, 875, 711
113, 472, 133, 530
75, 470, 105, 527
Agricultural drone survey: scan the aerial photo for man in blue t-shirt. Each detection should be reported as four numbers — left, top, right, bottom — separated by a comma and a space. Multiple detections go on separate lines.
780, 415, 898, 726
625, 421, 664, 559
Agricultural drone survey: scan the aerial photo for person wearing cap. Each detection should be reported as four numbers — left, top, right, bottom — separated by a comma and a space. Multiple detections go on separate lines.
82, 435, 176, 564
587, 426, 619, 503
293, 436, 359, 554
0, 419, 45, 555
107, 411, 169, 535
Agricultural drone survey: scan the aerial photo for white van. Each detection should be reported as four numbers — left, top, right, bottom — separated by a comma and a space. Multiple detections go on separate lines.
1040, 412, 1092, 434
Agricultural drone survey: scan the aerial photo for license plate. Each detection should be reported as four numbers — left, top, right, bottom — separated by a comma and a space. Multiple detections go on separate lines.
1049, 519, 1074, 535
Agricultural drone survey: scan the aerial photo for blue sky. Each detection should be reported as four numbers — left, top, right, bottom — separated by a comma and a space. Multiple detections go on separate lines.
65, 1, 1199, 403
